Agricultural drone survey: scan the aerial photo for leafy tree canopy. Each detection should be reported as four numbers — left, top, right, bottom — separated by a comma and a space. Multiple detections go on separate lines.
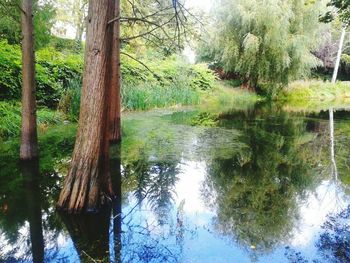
321, 0, 350, 24
0, 0, 55, 49
197, 0, 326, 97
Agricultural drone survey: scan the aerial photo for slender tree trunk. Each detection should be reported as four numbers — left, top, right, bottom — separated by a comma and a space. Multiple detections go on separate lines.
108, 0, 122, 142
332, 27, 346, 84
57, 0, 117, 213
20, 0, 38, 160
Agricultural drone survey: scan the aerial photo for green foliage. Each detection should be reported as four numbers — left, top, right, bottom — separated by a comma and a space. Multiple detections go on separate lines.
0, 101, 64, 140
0, 41, 83, 107
280, 80, 350, 101
320, 0, 350, 24
199, 0, 324, 96
200, 81, 262, 114
120, 54, 215, 111
58, 79, 82, 121
0, 41, 22, 99
0, 0, 55, 49
342, 54, 350, 64
122, 82, 200, 111
49, 36, 81, 53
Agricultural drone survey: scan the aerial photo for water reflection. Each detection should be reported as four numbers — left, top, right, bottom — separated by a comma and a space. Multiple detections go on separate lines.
202, 110, 317, 252
22, 161, 44, 263
1, 104, 350, 262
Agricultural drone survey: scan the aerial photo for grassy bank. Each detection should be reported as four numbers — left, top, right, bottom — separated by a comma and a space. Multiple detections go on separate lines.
200, 80, 263, 113
279, 80, 350, 102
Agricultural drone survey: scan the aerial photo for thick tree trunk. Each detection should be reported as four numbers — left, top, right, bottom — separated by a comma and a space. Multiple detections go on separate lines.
108, 0, 122, 142
57, 0, 118, 213
20, 0, 38, 160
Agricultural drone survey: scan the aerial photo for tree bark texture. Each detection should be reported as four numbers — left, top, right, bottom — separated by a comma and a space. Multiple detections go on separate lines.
108, 0, 122, 142
57, 0, 119, 213
20, 0, 38, 160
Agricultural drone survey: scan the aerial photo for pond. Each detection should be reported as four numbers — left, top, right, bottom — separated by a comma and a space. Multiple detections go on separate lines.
1, 102, 350, 263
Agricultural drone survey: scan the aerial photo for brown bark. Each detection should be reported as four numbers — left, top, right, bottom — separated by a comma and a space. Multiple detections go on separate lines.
57, 0, 118, 213
108, 0, 122, 142
20, 0, 38, 160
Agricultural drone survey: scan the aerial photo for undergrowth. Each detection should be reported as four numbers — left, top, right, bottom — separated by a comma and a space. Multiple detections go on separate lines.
0, 101, 64, 140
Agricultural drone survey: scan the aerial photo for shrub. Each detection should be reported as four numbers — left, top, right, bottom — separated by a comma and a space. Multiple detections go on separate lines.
0, 40, 83, 108
0, 101, 64, 139
119, 54, 215, 111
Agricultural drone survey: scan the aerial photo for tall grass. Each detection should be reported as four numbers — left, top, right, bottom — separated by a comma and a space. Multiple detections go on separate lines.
58, 79, 81, 121
122, 82, 200, 111
280, 80, 350, 101
0, 101, 64, 139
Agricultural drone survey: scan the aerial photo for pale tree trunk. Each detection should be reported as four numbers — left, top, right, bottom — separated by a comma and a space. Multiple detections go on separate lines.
332, 27, 346, 84
20, 0, 38, 160
57, 0, 119, 213
74, 0, 87, 47
328, 28, 346, 179
108, 0, 122, 142
329, 108, 338, 180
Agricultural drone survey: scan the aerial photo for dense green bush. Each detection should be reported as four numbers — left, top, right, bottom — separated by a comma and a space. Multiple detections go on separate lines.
0, 41, 215, 118
0, 101, 64, 139
49, 36, 82, 53
0, 42, 22, 100
120, 54, 216, 110
0, 40, 83, 108
60, 53, 216, 114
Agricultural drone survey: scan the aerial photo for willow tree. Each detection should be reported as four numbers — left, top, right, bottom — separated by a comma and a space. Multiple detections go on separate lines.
201, 0, 325, 96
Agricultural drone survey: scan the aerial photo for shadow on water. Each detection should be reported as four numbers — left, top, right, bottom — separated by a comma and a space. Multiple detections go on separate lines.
21, 160, 44, 263
1, 102, 350, 262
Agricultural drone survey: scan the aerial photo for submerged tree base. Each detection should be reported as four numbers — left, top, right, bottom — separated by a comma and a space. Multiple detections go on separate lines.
57, 156, 114, 214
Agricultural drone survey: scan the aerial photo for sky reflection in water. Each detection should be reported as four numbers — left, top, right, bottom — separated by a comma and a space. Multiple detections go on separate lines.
1, 104, 350, 262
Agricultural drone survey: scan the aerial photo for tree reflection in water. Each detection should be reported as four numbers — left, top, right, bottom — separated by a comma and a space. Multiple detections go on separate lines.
58, 142, 182, 263
201, 109, 323, 253
2, 106, 350, 262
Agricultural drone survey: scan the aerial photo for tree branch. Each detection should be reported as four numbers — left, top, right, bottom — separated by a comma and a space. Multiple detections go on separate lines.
120, 51, 161, 80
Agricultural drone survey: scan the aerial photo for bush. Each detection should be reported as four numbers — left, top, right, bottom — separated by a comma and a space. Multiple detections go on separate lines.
0, 101, 64, 139
60, 54, 216, 115
0, 41, 215, 115
120, 54, 215, 110
0, 40, 83, 108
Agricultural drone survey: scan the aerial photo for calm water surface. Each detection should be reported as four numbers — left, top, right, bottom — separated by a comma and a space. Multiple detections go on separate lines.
1, 103, 350, 262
